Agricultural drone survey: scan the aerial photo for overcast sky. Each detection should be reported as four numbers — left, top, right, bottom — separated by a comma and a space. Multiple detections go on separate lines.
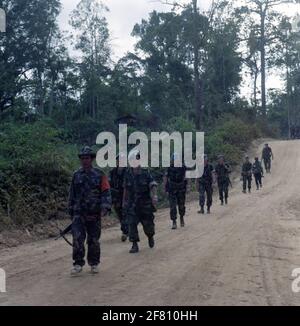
59, 0, 212, 59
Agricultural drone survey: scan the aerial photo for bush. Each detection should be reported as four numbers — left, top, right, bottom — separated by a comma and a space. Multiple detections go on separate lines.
205, 116, 261, 165
0, 120, 78, 228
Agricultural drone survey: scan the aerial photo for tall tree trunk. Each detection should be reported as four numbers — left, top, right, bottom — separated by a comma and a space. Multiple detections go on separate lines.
192, 0, 203, 130
260, 7, 267, 118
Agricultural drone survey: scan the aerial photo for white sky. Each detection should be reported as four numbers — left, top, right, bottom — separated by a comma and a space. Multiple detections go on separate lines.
59, 0, 212, 59
58, 0, 300, 96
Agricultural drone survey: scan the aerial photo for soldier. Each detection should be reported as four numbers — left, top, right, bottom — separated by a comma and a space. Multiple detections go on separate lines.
123, 151, 158, 254
262, 144, 274, 173
68, 147, 112, 276
252, 157, 264, 190
109, 154, 128, 242
241, 156, 253, 194
164, 153, 187, 230
215, 155, 231, 206
197, 155, 214, 215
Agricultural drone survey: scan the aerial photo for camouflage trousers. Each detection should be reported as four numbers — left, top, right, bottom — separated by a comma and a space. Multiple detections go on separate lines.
169, 189, 186, 221
199, 183, 213, 208
127, 201, 155, 243
242, 175, 252, 191
218, 179, 229, 202
254, 173, 263, 188
263, 158, 271, 172
72, 216, 101, 267
113, 201, 128, 236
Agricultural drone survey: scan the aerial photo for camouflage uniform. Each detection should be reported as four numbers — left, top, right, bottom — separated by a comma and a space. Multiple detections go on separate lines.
242, 162, 253, 192
123, 168, 157, 243
199, 164, 214, 210
165, 166, 187, 222
262, 147, 273, 173
68, 167, 112, 267
109, 167, 128, 236
252, 160, 264, 189
215, 163, 231, 204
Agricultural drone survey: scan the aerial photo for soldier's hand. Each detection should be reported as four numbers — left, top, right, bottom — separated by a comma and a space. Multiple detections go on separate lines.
152, 195, 158, 207
101, 209, 109, 217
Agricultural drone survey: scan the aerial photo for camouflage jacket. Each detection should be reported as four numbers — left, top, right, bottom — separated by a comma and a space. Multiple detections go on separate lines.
262, 147, 273, 160
109, 167, 126, 202
242, 162, 253, 177
215, 163, 231, 182
123, 168, 157, 207
252, 161, 264, 175
68, 167, 112, 218
199, 164, 214, 185
165, 166, 187, 191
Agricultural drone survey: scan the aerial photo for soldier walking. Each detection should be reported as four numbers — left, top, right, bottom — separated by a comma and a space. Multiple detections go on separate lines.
123, 151, 158, 254
68, 147, 112, 276
164, 153, 187, 230
215, 155, 231, 206
241, 156, 253, 194
109, 154, 128, 242
197, 155, 214, 215
262, 144, 274, 173
252, 157, 264, 190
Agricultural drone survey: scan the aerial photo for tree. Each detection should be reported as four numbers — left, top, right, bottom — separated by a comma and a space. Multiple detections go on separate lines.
70, 0, 111, 119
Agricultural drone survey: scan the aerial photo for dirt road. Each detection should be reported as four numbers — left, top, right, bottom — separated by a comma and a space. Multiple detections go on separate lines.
1, 140, 300, 306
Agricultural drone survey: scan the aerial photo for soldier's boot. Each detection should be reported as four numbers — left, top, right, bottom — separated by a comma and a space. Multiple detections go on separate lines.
172, 221, 177, 230
221, 200, 224, 206
91, 265, 99, 274
180, 216, 185, 228
71, 265, 83, 277
207, 207, 211, 214
129, 242, 139, 254
121, 233, 128, 242
243, 189, 246, 194
198, 206, 205, 214
248, 188, 251, 193
148, 236, 155, 249
225, 198, 228, 205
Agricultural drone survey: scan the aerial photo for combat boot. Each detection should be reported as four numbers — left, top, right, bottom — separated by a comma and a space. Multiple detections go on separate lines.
180, 216, 185, 227
221, 200, 224, 206
71, 265, 82, 277
172, 221, 177, 230
225, 198, 228, 205
248, 188, 251, 193
148, 236, 155, 249
207, 207, 211, 214
129, 242, 139, 254
91, 265, 99, 274
200, 206, 205, 214
121, 233, 128, 242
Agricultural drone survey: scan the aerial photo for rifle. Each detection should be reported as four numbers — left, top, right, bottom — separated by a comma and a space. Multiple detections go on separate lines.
55, 223, 73, 247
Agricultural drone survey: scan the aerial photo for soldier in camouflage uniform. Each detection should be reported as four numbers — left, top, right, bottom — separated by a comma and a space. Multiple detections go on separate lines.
109, 154, 128, 242
252, 157, 264, 190
164, 153, 187, 230
262, 144, 274, 173
215, 155, 231, 206
68, 147, 112, 276
241, 156, 253, 194
197, 155, 214, 215
123, 151, 158, 254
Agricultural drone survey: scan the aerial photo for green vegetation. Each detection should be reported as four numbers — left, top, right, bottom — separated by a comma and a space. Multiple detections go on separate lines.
1, 0, 300, 229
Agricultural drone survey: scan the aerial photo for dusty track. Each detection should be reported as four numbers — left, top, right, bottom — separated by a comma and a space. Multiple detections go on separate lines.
1, 140, 300, 306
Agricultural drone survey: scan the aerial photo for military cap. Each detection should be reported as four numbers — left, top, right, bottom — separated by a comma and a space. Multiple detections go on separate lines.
78, 146, 96, 159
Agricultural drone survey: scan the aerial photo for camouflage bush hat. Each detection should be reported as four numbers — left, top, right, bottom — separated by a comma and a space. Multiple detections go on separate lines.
78, 146, 96, 159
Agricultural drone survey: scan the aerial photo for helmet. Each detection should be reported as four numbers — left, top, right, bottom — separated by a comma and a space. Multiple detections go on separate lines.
78, 146, 96, 159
